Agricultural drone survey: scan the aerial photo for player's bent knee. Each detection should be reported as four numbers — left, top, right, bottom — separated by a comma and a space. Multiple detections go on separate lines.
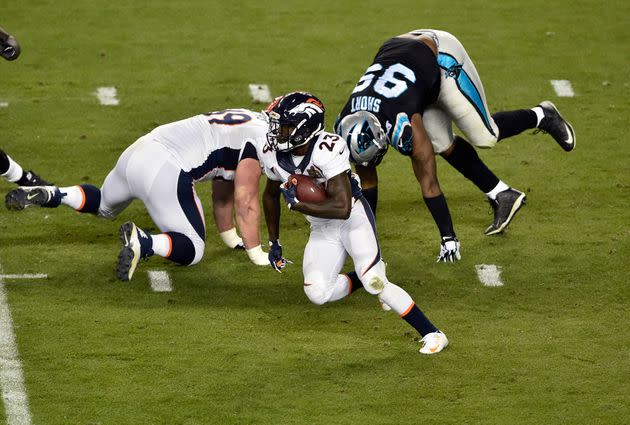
164, 231, 203, 266
189, 240, 205, 266
469, 133, 498, 149
358, 262, 389, 295
303, 282, 333, 305
360, 275, 387, 295
475, 139, 497, 149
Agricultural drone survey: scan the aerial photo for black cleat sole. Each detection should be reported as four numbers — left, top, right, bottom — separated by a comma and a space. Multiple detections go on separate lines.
116, 246, 134, 282
116, 221, 143, 282
5, 190, 27, 211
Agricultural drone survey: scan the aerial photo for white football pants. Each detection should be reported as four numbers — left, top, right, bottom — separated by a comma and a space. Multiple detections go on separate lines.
416, 29, 500, 153
302, 198, 388, 304
99, 135, 206, 263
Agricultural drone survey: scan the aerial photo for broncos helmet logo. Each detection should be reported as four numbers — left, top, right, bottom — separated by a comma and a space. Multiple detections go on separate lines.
287, 101, 324, 118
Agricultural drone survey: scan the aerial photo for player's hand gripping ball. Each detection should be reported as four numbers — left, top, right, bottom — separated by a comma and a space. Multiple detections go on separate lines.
288, 174, 326, 203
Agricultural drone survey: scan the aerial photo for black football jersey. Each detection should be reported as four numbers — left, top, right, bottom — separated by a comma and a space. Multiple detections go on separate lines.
337, 37, 440, 157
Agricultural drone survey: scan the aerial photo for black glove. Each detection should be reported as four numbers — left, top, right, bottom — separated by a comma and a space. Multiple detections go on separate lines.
1, 36, 20, 61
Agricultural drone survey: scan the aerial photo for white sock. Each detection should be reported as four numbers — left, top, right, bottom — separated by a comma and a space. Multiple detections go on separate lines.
328, 274, 352, 302
486, 180, 510, 200
1, 155, 24, 182
531, 106, 545, 127
151, 234, 171, 258
378, 282, 414, 316
59, 186, 84, 210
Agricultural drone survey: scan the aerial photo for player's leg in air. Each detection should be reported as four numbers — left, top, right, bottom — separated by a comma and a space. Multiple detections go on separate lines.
5, 136, 205, 281
0, 149, 50, 186
424, 106, 526, 236
421, 29, 575, 235
301, 197, 448, 354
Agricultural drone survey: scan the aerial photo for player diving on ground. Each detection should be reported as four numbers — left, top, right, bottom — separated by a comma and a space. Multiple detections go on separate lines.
5, 109, 271, 280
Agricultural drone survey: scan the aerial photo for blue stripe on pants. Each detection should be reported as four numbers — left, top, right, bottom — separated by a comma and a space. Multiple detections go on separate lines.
438, 52, 495, 136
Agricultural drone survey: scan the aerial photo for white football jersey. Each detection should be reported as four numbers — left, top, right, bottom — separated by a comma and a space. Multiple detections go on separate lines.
150, 109, 268, 182
254, 131, 351, 223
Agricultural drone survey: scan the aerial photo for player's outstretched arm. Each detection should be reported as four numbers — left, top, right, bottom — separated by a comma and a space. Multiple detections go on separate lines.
410, 113, 441, 198
354, 164, 379, 214
263, 178, 291, 272
212, 179, 244, 249
234, 158, 267, 265
262, 178, 282, 241
410, 113, 461, 262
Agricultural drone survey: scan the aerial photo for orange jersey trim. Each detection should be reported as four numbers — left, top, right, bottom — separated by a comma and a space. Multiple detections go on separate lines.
165, 234, 173, 258
400, 302, 415, 318
77, 185, 86, 211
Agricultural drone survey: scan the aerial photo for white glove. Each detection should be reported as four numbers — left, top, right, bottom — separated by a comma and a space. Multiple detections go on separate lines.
246, 245, 269, 266
437, 236, 461, 263
219, 227, 244, 249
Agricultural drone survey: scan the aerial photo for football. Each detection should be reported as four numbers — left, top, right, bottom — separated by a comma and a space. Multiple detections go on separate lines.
288, 174, 327, 203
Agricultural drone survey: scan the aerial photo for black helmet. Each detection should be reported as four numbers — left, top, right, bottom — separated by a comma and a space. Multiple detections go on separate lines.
264, 91, 325, 152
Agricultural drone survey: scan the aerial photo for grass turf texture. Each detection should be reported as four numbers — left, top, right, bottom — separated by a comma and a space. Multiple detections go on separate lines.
1, 0, 629, 423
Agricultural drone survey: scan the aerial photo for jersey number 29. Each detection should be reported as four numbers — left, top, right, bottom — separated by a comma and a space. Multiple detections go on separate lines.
205, 109, 253, 125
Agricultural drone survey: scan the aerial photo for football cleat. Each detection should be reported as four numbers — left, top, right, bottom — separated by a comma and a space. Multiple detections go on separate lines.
419, 331, 449, 354
20, 170, 52, 186
536, 101, 576, 152
116, 221, 154, 281
484, 188, 526, 236
5, 186, 62, 210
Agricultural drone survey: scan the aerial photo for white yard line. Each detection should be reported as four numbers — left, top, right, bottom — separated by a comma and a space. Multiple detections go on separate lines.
95, 86, 120, 105
550, 80, 575, 97
0, 266, 33, 425
0, 101, 8, 108
147, 270, 173, 292
475, 264, 504, 287
248, 84, 272, 103
0, 274, 47, 280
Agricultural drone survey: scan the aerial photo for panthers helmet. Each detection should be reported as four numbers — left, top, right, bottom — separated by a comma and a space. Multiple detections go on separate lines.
264, 92, 325, 152
336, 111, 389, 167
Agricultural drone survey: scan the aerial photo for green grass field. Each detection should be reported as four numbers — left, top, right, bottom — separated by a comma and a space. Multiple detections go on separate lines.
1, 1, 629, 424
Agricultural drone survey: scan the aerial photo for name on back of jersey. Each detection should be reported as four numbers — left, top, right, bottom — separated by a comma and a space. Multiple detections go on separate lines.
350, 96, 381, 114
